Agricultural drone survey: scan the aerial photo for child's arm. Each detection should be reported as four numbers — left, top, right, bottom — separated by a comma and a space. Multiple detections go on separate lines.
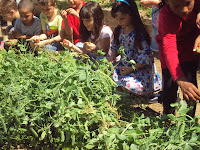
139, 0, 161, 7
60, 10, 73, 38
11, 30, 31, 39
60, 39, 85, 53
99, 37, 112, 55
196, 12, 200, 29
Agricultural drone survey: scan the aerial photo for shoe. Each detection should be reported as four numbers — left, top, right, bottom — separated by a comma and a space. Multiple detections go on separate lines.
148, 92, 162, 104
148, 96, 159, 104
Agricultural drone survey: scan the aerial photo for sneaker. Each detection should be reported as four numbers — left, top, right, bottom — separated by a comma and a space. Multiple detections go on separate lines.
148, 96, 159, 104
148, 92, 162, 104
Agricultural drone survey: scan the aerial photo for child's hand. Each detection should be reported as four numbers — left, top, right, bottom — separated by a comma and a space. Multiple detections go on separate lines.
193, 35, 200, 53
11, 31, 21, 39
30, 35, 41, 43
60, 9, 68, 19
120, 66, 133, 75
84, 42, 96, 52
108, 55, 116, 63
196, 12, 200, 29
176, 77, 200, 102
66, 8, 79, 18
5, 39, 18, 46
35, 40, 46, 47
60, 39, 74, 49
139, 0, 160, 7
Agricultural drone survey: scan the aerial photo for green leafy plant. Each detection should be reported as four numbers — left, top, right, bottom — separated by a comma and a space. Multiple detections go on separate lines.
118, 46, 136, 70
0, 45, 200, 149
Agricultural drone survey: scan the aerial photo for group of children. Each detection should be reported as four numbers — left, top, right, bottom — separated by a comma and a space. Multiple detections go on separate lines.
0, 0, 200, 117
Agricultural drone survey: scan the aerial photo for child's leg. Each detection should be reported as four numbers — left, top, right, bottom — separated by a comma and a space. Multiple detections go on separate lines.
162, 61, 198, 117
150, 26, 159, 52
161, 68, 178, 114
180, 61, 198, 117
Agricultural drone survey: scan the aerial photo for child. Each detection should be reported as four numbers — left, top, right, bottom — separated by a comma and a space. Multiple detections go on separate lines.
109, 0, 161, 97
61, 1, 113, 59
156, 0, 200, 116
140, 0, 161, 52
4, 0, 42, 53
12, 0, 42, 40
0, 0, 20, 48
0, 0, 20, 23
60, 0, 85, 44
30, 0, 64, 52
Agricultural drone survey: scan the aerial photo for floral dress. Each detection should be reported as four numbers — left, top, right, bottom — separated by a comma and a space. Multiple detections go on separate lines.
111, 29, 161, 97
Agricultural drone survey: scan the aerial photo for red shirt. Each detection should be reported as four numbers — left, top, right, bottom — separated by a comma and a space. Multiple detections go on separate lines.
62, 1, 86, 44
156, 1, 200, 81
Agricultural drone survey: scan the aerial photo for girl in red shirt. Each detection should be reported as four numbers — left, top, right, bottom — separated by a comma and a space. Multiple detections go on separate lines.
156, 0, 200, 116
60, 0, 85, 44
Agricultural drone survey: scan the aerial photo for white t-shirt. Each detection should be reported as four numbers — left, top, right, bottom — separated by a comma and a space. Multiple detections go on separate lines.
90, 25, 113, 53
14, 17, 42, 37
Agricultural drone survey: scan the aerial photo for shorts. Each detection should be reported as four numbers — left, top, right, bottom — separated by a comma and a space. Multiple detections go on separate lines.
150, 26, 159, 52
43, 42, 64, 52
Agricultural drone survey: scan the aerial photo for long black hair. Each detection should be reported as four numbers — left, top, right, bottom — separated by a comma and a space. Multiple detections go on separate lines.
111, 0, 150, 49
79, 1, 104, 43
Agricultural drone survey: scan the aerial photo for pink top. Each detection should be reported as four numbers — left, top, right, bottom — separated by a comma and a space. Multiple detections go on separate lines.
156, 1, 200, 81
62, 1, 86, 44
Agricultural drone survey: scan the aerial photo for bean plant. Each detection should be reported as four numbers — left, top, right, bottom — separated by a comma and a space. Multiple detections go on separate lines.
0, 49, 200, 149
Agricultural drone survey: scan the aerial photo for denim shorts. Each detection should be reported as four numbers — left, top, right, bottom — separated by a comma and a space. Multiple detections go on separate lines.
150, 26, 159, 52
43, 42, 64, 52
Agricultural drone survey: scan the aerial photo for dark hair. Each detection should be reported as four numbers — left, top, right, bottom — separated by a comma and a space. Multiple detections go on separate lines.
111, 0, 150, 48
18, 0, 35, 12
0, 0, 18, 13
79, 1, 104, 43
37, 0, 56, 6
158, 0, 166, 9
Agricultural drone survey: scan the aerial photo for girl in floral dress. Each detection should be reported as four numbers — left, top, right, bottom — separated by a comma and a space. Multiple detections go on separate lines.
109, 0, 161, 97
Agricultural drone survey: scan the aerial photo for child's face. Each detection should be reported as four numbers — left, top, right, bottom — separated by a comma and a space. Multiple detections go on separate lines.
19, 9, 34, 26
68, 0, 82, 9
40, 3, 56, 18
166, 0, 194, 18
115, 12, 132, 29
82, 17, 94, 32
